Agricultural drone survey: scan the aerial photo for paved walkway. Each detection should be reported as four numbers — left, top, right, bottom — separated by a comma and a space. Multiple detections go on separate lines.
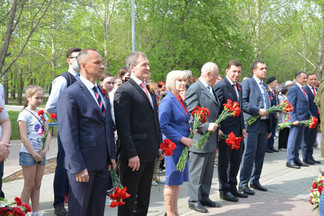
2, 137, 320, 216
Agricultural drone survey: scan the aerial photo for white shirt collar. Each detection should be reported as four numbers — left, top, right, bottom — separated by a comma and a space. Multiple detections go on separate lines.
226, 76, 235, 85
296, 82, 303, 89
307, 84, 315, 89
253, 76, 263, 85
199, 77, 209, 88
80, 75, 97, 91
131, 75, 146, 86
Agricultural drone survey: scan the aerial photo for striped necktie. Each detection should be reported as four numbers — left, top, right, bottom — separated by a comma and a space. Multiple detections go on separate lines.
93, 85, 105, 116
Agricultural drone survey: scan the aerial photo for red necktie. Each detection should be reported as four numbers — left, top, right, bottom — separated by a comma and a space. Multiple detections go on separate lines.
140, 83, 153, 107
302, 87, 307, 100
312, 87, 316, 97
93, 86, 105, 116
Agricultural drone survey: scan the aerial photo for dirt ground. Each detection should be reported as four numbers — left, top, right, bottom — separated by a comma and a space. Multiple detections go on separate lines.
3, 158, 57, 182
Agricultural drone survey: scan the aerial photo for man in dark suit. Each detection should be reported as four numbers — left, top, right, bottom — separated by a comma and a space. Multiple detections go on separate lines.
185, 62, 221, 213
239, 60, 272, 195
114, 52, 163, 216
266, 76, 280, 153
286, 71, 312, 169
214, 60, 247, 202
46, 47, 81, 216
302, 73, 321, 164
57, 49, 116, 216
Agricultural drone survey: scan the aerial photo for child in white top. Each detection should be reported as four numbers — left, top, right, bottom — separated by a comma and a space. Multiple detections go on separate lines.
18, 85, 51, 216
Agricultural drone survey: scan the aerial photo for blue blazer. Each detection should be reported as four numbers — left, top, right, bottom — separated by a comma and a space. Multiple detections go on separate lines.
242, 77, 271, 132
287, 84, 312, 122
57, 80, 116, 174
159, 91, 190, 150
304, 85, 319, 118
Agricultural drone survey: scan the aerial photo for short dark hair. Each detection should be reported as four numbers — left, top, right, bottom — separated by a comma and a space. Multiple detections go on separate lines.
227, 60, 242, 69
295, 71, 306, 79
118, 67, 129, 79
100, 73, 114, 82
307, 73, 317, 78
281, 86, 289, 95
66, 47, 81, 58
252, 60, 266, 71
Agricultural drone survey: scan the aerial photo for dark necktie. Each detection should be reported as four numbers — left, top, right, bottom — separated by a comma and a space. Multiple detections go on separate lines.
93, 85, 105, 116
232, 84, 239, 99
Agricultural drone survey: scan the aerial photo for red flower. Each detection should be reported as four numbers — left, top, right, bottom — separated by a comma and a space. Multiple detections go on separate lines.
312, 182, 318, 189
110, 201, 118, 208
12, 207, 25, 216
309, 117, 318, 129
14, 196, 22, 206
225, 132, 241, 150
0, 208, 9, 215
160, 139, 177, 156
237, 83, 241, 91
318, 185, 323, 194
164, 149, 173, 156
194, 106, 200, 111
38, 110, 45, 116
50, 113, 57, 120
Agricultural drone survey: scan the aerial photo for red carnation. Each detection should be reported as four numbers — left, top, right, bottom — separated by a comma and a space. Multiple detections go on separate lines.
164, 149, 173, 156
318, 185, 323, 194
14, 196, 22, 206
21, 203, 31, 213
313, 182, 318, 189
12, 207, 25, 216
38, 110, 44, 116
110, 201, 118, 208
50, 113, 57, 119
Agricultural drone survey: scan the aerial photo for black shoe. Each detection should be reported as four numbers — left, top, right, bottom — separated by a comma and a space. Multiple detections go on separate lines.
250, 183, 268, 191
189, 202, 208, 213
286, 161, 300, 169
239, 186, 255, 195
231, 189, 248, 198
303, 159, 315, 165
311, 158, 321, 164
200, 199, 222, 208
54, 205, 68, 216
270, 148, 279, 152
294, 159, 309, 167
266, 149, 273, 153
220, 191, 238, 202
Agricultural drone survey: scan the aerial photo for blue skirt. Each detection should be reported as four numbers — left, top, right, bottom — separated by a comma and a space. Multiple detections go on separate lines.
165, 148, 189, 186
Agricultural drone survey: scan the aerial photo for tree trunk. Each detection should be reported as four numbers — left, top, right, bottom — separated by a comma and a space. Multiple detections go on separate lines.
3, 74, 8, 104
18, 67, 23, 105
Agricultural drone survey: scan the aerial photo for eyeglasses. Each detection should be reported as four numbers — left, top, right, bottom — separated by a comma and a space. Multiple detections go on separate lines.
69, 56, 77, 59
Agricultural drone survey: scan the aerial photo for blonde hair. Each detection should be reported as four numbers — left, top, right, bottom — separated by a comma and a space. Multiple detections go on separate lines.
165, 70, 187, 92
24, 85, 43, 108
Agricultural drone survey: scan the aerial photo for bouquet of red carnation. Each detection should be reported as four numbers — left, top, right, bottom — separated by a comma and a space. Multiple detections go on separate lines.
220, 132, 242, 150
195, 99, 241, 150
309, 171, 324, 211
246, 100, 293, 125
176, 106, 209, 172
38, 110, 57, 151
0, 196, 31, 215
109, 169, 130, 208
160, 139, 176, 156
278, 116, 318, 130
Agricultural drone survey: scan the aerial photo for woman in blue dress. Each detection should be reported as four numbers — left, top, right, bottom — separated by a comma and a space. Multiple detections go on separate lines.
159, 70, 194, 216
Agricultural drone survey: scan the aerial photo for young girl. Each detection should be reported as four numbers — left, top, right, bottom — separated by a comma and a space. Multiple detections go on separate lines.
18, 85, 51, 216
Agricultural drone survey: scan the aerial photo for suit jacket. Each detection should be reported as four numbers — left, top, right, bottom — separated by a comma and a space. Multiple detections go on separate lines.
287, 84, 312, 122
214, 77, 244, 136
241, 77, 271, 132
159, 91, 190, 150
114, 77, 162, 162
269, 88, 278, 118
57, 80, 116, 174
305, 85, 319, 118
185, 79, 220, 153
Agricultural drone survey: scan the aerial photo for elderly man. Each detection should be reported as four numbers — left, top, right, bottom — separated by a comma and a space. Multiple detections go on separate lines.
114, 52, 163, 216
186, 62, 221, 213
57, 49, 116, 216
286, 71, 312, 169
239, 60, 272, 195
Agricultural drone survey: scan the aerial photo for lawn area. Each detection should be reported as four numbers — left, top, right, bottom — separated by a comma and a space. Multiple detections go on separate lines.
8, 111, 20, 140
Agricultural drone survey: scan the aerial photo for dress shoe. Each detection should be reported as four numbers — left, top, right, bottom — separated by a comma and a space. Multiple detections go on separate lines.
311, 158, 321, 164
266, 149, 273, 153
286, 161, 300, 169
189, 202, 208, 213
220, 191, 238, 202
201, 199, 222, 207
54, 205, 68, 216
294, 159, 309, 167
239, 186, 255, 195
250, 183, 268, 192
231, 189, 248, 198
303, 159, 315, 165
270, 148, 279, 152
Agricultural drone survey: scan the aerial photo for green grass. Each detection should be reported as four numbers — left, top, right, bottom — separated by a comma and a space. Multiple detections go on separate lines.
8, 111, 20, 140
7, 97, 49, 106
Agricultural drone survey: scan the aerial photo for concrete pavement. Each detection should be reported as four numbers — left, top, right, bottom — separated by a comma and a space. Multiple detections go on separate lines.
2, 135, 320, 216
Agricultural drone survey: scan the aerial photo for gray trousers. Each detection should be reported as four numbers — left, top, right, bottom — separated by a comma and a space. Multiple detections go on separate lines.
188, 150, 216, 203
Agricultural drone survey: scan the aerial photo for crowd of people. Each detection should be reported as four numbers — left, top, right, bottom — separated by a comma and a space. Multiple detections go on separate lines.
0, 47, 323, 216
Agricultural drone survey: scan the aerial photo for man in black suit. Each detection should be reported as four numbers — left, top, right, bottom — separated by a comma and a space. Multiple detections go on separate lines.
266, 76, 280, 153
302, 73, 321, 164
214, 60, 248, 202
57, 49, 116, 215
114, 52, 163, 216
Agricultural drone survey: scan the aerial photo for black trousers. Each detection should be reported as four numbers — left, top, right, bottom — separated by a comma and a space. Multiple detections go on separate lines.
278, 127, 290, 149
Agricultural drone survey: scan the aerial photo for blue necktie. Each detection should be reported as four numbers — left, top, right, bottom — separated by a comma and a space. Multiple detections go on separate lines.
93, 86, 105, 116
